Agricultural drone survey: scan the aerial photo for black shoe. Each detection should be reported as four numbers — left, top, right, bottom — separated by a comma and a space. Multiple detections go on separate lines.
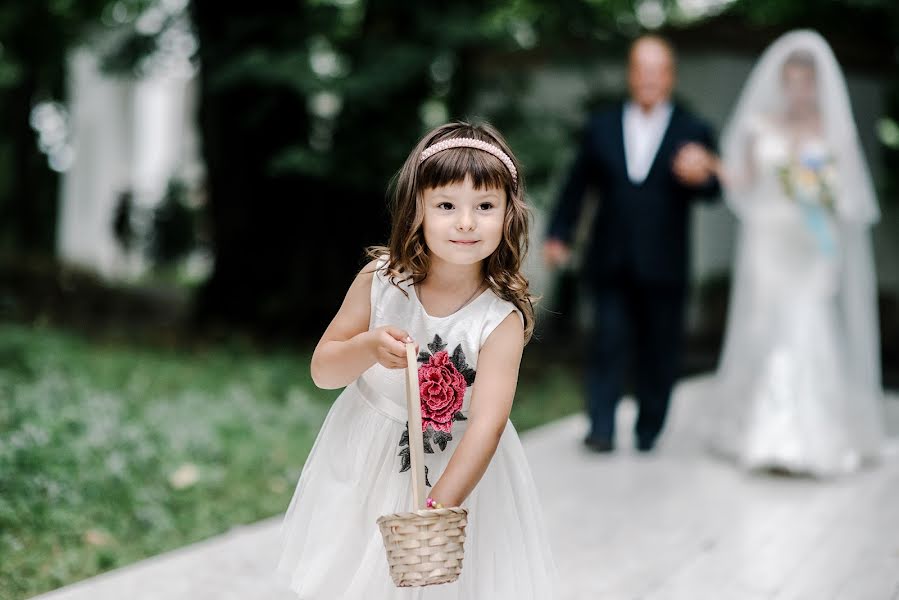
635, 438, 656, 453
584, 436, 614, 453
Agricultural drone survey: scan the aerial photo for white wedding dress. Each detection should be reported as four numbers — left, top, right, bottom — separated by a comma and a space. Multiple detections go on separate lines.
705, 31, 885, 476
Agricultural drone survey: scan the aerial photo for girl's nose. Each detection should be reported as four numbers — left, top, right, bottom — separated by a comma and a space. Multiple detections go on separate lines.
456, 211, 475, 231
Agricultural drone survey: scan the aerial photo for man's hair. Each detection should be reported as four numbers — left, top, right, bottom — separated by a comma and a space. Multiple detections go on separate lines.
629, 35, 677, 64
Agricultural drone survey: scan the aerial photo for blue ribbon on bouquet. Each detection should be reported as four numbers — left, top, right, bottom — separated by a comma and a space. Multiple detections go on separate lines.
798, 201, 836, 257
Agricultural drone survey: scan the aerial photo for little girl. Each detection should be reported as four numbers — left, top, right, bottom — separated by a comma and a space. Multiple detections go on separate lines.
276, 122, 557, 598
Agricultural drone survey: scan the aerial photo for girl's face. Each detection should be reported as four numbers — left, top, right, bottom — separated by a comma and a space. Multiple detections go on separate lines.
421, 176, 507, 267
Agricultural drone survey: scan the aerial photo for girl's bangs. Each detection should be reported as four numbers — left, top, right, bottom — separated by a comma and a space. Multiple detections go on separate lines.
418, 147, 512, 192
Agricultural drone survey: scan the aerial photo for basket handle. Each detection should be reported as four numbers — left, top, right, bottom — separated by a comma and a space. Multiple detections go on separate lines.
404, 341, 427, 510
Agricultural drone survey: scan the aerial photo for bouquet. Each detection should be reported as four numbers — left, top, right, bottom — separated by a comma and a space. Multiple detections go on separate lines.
777, 143, 838, 255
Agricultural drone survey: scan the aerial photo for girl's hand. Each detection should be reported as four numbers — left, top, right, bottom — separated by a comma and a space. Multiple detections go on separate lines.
368, 326, 417, 369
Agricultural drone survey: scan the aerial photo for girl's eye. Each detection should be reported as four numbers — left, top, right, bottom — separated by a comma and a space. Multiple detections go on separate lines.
437, 202, 454, 210
478, 202, 494, 210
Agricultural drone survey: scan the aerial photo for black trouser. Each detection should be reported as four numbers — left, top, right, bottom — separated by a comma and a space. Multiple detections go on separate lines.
585, 275, 686, 446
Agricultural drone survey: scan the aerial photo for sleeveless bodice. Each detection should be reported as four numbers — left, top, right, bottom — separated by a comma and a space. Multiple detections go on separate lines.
352, 259, 521, 425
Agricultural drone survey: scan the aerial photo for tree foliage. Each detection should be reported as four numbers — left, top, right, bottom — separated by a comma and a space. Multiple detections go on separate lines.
2, 0, 896, 337
187, 0, 636, 336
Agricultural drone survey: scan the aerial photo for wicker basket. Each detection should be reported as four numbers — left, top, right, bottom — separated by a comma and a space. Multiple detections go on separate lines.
376, 342, 468, 587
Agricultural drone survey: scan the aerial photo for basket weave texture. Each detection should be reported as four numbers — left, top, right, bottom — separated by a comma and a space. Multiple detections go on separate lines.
377, 506, 468, 587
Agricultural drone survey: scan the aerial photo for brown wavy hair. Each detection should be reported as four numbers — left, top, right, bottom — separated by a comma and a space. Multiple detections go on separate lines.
367, 121, 535, 343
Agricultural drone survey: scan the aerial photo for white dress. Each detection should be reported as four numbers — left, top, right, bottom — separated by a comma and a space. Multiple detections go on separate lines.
277, 260, 557, 598
706, 120, 884, 476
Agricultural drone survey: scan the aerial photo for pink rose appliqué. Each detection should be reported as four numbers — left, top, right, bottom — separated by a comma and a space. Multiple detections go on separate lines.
397, 334, 477, 485
419, 351, 466, 433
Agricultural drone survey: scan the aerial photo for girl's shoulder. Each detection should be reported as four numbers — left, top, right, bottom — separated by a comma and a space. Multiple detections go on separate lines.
475, 288, 524, 348
362, 255, 388, 298
368, 254, 409, 295
367, 253, 415, 325
482, 288, 523, 321
368, 253, 389, 274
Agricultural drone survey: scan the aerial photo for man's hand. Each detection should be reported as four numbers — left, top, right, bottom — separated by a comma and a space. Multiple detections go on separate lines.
673, 142, 718, 187
543, 238, 571, 269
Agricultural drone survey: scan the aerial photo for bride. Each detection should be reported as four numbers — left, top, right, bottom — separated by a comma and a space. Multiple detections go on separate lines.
706, 30, 885, 476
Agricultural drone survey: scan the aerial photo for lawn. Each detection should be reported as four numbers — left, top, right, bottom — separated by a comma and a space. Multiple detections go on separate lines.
0, 324, 581, 599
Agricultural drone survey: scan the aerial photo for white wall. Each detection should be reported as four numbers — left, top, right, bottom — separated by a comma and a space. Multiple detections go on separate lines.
57, 46, 201, 280
58, 49, 135, 278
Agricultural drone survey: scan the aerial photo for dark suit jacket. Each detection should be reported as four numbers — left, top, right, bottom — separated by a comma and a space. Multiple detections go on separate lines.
548, 102, 720, 285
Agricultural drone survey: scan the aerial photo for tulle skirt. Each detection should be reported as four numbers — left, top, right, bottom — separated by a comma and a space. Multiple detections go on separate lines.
276, 382, 557, 599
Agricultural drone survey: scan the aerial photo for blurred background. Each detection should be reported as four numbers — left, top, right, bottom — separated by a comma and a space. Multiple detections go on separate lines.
1, 1, 897, 598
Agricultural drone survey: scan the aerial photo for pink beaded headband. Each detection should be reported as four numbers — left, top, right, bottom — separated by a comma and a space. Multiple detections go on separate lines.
419, 137, 518, 189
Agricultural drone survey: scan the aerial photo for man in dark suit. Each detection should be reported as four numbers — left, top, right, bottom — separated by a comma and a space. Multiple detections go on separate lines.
544, 35, 720, 453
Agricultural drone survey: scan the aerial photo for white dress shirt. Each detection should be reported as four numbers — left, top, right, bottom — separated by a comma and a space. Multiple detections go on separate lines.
622, 100, 673, 184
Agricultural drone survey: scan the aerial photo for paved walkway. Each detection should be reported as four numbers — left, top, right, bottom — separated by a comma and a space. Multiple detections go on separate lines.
31, 377, 899, 600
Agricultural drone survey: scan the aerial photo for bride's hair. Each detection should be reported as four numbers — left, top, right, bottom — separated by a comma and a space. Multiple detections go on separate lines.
366, 121, 535, 343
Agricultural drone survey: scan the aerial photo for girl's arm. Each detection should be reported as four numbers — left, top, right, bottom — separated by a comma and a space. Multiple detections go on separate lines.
427, 311, 524, 506
311, 259, 414, 389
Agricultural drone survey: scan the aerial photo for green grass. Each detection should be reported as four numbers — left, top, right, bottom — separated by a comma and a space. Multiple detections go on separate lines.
0, 324, 581, 599
0, 324, 337, 599
513, 361, 584, 432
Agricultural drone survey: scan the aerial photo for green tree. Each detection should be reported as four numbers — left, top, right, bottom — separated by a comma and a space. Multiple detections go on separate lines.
4, 1, 896, 338
187, 0, 621, 337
